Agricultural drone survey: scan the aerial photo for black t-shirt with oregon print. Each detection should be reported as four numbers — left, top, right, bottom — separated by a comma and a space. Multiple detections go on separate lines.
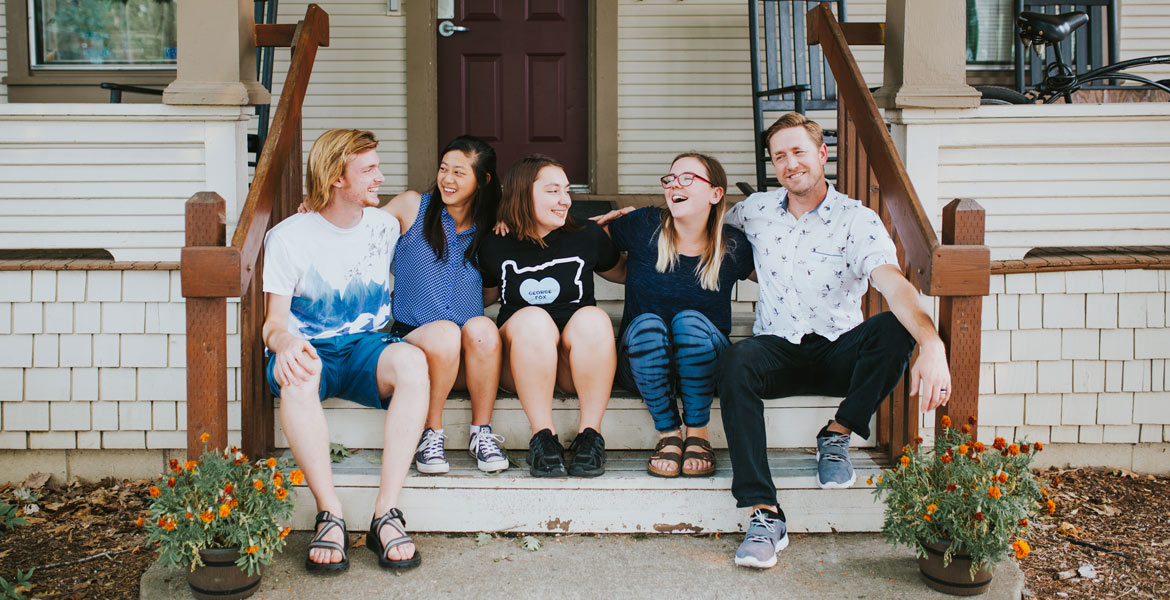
478, 221, 621, 329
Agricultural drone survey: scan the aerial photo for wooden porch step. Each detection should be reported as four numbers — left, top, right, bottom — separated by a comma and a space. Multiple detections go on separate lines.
274, 393, 873, 451
286, 449, 887, 533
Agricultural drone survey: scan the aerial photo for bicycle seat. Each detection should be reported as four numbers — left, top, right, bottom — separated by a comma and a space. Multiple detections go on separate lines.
1017, 11, 1089, 45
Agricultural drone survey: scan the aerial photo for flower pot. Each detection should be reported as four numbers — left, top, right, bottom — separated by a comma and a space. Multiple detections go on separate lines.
916, 540, 993, 596
186, 548, 261, 600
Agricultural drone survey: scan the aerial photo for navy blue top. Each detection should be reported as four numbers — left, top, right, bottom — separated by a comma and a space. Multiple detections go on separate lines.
608, 207, 754, 337
390, 193, 483, 327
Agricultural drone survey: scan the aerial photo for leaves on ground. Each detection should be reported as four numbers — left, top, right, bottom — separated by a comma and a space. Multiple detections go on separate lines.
475, 532, 493, 546
364, 452, 383, 465
329, 442, 353, 463
520, 535, 541, 552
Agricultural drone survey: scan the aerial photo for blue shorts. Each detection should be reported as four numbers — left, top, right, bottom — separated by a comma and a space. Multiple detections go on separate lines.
266, 331, 405, 409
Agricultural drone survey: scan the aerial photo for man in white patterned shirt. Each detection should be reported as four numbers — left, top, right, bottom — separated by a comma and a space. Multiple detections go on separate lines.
719, 113, 952, 569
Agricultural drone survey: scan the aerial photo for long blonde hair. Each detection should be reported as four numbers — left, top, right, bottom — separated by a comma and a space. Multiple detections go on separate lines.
656, 152, 730, 291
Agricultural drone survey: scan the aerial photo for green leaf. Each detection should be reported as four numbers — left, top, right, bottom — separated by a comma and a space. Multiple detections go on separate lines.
475, 532, 492, 546
364, 452, 383, 465
329, 443, 353, 463
520, 535, 541, 552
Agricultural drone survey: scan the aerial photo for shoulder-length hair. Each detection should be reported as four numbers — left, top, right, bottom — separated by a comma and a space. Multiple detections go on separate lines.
305, 129, 378, 212
498, 154, 579, 247
423, 135, 501, 266
656, 152, 731, 291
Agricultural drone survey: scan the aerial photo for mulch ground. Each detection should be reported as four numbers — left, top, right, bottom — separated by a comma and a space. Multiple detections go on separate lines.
0, 467, 1166, 599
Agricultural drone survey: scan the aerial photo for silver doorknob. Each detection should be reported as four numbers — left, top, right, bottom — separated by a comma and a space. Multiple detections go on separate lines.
438, 21, 469, 37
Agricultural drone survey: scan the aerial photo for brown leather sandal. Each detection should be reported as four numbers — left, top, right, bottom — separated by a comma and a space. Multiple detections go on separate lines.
681, 436, 716, 477
647, 435, 684, 478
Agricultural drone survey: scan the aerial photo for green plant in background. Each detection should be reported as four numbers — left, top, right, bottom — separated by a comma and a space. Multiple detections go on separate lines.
142, 434, 299, 576
0, 502, 29, 531
0, 569, 35, 600
872, 415, 1051, 578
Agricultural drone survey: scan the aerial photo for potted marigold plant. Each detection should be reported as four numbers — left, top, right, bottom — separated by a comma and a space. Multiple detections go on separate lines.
142, 433, 302, 600
871, 416, 1055, 596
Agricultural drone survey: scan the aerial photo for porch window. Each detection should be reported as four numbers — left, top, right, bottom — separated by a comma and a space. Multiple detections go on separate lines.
966, 0, 1014, 65
30, 0, 176, 69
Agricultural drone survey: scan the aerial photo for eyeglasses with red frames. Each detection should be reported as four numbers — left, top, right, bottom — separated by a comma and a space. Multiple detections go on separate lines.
660, 172, 713, 188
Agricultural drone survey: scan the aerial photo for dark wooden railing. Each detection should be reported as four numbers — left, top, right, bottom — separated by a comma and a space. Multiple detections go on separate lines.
807, 4, 990, 461
180, 4, 329, 459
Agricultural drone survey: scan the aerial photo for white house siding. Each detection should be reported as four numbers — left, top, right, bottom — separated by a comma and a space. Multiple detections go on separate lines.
890, 104, 1170, 261
0, 104, 249, 261
1120, 0, 1170, 84
615, 0, 884, 194
267, 1, 409, 193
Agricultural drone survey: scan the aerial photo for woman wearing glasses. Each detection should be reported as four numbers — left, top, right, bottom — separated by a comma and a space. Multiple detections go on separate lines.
600, 153, 754, 478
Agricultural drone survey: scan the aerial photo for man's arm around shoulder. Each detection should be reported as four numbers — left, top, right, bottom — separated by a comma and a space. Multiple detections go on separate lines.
869, 264, 951, 413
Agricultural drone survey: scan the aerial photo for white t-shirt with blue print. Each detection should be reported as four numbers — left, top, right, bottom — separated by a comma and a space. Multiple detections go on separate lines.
262, 208, 400, 340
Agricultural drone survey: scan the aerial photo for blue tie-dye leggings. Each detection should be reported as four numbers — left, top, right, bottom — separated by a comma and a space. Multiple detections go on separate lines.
616, 310, 730, 432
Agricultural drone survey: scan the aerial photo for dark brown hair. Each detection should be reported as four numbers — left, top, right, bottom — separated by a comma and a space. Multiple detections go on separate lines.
499, 154, 579, 246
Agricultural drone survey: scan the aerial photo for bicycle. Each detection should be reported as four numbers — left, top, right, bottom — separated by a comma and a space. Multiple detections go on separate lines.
977, 10, 1170, 104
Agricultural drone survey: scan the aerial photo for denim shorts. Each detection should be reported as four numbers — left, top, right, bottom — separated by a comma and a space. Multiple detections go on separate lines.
266, 331, 404, 409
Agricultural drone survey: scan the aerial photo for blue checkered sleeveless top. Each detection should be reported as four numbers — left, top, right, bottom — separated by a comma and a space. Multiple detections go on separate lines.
390, 193, 483, 327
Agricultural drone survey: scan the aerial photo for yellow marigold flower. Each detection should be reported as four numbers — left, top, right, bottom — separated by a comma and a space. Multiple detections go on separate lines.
1012, 539, 1030, 559
201, 509, 214, 523
957, 444, 969, 455
274, 486, 288, 501
988, 486, 1002, 499
927, 504, 938, 514
1046, 499, 1056, 514
901, 445, 910, 454
877, 476, 882, 484
135, 516, 145, 528
290, 470, 305, 486
940, 415, 952, 428
900, 456, 910, 467
200, 432, 210, 444
219, 504, 231, 518
253, 480, 264, 492
244, 545, 259, 554
1008, 443, 1020, 456
149, 486, 160, 498
266, 457, 277, 469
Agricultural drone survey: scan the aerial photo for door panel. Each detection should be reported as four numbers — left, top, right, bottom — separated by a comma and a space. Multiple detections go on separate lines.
438, 0, 588, 185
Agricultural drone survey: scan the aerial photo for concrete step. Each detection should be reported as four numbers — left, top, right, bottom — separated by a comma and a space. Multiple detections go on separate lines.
286, 448, 888, 533
274, 392, 874, 451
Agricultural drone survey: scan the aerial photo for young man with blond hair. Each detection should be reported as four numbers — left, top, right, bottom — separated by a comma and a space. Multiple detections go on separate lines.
720, 113, 952, 568
262, 128, 426, 572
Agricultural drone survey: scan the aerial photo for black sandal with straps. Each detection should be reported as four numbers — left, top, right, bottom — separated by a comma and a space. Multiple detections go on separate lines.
305, 510, 350, 573
367, 507, 421, 570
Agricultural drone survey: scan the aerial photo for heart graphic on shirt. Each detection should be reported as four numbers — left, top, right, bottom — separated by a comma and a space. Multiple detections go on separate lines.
519, 277, 560, 305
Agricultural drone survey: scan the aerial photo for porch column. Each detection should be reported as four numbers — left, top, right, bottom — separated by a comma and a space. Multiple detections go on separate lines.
872, 0, 980, 109
164, 0, 269, 105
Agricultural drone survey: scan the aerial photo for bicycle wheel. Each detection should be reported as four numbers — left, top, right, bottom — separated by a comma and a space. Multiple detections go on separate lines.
976, 86, 1032, 105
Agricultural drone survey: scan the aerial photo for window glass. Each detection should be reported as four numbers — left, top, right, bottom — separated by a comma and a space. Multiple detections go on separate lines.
966, 0, 1014, 65
31, 0, 177, 68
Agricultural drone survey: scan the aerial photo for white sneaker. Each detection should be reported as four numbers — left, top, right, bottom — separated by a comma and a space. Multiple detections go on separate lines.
470, 425, 509, 472
414, 427, 449, 474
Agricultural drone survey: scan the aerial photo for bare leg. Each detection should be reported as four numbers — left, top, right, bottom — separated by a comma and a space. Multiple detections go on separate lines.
557, 306, 615, 433
278, 363, 344, 565
403, 320, 461, 431
371, 342, 429, 561
453, 316, 502, 427
499, 307, 560, 436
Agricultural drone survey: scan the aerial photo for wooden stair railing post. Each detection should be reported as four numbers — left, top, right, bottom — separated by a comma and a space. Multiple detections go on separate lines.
937, 199, 986, 438
184, 193, 230, 458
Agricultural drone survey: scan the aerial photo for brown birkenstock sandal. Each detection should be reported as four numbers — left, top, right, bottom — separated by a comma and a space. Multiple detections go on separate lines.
681, 436, 716, 477
647, 435, 684, 478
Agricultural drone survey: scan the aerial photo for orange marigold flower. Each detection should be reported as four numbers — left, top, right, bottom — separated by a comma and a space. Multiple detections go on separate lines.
901, 445, 910, 455
900, 456, 910, 467
135, 516, 145, 528
923, 514, 933, 522
974, 511, 986, 521
946, 483, 958, 492
1012, 539, 1030, 559
185, 511, 193, 520
230, 445, 239, 454
1019, 518, 1029, 528
940, 415, 952, 428
1020, 443, 1030, 454
290, 470, 305, 486
996, 472, 1009, 484
941, 454, 953, 463
1040, 488, 1049, 497
1008, 443, 1020, 456
253, 480, 264, 492
280, 526, 291, 539
157, 517, 166, 528
973, 441, 986, 453
915, 436, 924, 445
866, 477, 873, 486
223, 483, 233, 495
149, 486, 160, 498
167, 477, 176, 488
244, 545, 259, 554
1051, 476, 1061, 487
993, 437, 1006, 450
168, 458, 180, 471
961, 424, 971, 434
229, 499, 239, 508
273, 473, 283, 487
927, 504, 938, 514
274, 486, 288, 501
200, 432, 210, 444
958, 444, 969, 455
163, 519, 176, 531
219, 504, 231, 518
968, 415, 977, 425
988, 486, 1003, 499
184, 460, 197, 471
1046, 499, 1056, 514
266, 457, 277, 469
201, 509, 214, 523
1034, 441, 1043, 451
877, 476, 883, 484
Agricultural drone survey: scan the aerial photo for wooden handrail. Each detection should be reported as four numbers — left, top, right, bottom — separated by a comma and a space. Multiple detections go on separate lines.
180, 4, 329, 458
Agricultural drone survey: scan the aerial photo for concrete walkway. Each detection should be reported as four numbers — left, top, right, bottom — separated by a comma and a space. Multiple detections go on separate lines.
141, 532, 1023, 599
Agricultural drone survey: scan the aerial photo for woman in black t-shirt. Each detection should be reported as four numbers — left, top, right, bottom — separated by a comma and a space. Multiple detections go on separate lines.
478, 155, 623, 478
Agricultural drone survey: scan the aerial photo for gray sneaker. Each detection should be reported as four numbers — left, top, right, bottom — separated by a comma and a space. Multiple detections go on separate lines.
734, 509, 789, 569
816, 430, 856, 489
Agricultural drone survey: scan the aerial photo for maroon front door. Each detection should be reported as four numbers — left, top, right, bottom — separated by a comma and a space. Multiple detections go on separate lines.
437, 0, 588, 186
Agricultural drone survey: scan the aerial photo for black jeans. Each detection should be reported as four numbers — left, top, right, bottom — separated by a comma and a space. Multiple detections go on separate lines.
717, 312, 915, 508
